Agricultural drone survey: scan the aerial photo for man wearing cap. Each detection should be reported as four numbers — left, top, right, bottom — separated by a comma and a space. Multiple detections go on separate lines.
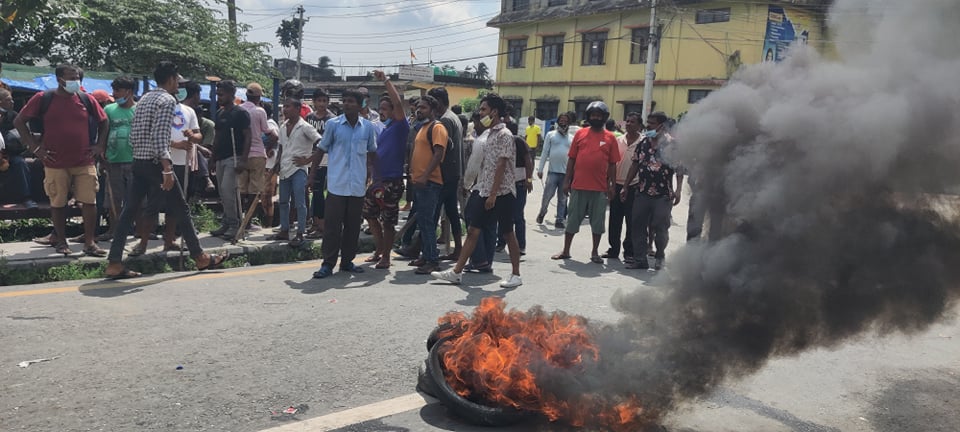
239, 83, 279, 230
103, 61, 228, 279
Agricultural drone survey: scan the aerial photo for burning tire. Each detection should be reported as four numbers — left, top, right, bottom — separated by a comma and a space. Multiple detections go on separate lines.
425, 337, 529, 427
425, 323, 463, 352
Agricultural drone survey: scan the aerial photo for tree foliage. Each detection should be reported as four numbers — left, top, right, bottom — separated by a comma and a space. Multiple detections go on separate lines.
275, 17, 304, 50
316, 56, 337, 81
0, 0, 87, 64
2, 0, 275, 85
475, 62, 490, 80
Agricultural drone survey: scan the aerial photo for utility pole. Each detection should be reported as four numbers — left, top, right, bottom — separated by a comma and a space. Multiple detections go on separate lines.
641, 0, 658, 120
227, 0, 237, 35
296, 5, 306, 81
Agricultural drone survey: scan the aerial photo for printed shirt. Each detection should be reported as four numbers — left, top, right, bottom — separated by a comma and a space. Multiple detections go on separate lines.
306, 110, 334, 167
632, 135, 676, 197
568, 127, 621, 192
18, 91, 108, 168
170, 103, 199, 167
278, 117, 320, 180
318, 114, 377, 197
129, 90, 176, 162
104, 103, 136, 163
239, 101, 270, 158
473, 123, 516, 198
538, 129, 572, 174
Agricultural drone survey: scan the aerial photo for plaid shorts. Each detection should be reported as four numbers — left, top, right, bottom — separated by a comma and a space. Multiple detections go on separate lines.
362, 178, 405, 227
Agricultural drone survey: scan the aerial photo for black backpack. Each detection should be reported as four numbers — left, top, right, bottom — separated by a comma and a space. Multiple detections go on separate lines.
25, 90, 99, 146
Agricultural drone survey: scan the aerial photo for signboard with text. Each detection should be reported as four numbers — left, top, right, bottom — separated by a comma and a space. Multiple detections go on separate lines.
399, 65, 434, 82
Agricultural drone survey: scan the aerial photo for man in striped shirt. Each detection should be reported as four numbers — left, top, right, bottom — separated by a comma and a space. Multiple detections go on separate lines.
104, 61, 228, 279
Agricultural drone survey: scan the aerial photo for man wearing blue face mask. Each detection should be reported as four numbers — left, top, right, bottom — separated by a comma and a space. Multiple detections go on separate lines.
99, 76, 138, 242
14, 63, 109, 257
620, 111, 681, 271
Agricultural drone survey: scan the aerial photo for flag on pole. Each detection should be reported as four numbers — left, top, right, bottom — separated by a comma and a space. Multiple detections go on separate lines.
410, 47, 417, 61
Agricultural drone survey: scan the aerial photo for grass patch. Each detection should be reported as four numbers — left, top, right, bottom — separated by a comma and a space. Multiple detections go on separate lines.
0, 218, 84, 243
190, 203, 220, 233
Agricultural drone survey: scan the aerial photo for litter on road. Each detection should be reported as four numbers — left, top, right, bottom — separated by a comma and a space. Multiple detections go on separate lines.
17, 356, 61, 368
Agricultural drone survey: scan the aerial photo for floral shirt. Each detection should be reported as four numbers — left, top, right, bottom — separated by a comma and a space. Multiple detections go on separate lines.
632, 135, 675, 197
473, 123, 516, 198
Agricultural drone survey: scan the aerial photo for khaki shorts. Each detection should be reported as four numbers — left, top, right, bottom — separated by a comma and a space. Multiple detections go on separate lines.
238, 157, 267, 194
43, 165, 99, 207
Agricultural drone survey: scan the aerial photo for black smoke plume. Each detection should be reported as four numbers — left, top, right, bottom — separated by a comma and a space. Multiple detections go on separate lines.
589, 0, 960, 422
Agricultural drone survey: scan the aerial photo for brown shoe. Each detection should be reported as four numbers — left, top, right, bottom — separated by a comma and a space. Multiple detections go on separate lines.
414, 261, 439, 275
268, 231, 290, 241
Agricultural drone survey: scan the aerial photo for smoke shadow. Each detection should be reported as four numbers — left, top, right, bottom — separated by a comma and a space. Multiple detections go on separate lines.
416, 402, 542, 431
325, 418, 411, 432
705, 388, 841, 432
868, 370, 960, 432
557, 259, 618, 278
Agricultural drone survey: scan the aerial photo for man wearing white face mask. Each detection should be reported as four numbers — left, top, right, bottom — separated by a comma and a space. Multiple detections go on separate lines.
14, 63, 109, 257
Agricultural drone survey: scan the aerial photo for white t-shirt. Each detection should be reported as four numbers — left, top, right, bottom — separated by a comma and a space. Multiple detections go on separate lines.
266, 118, 280, 170
278, 117, 321, 180
170, 104, 200, 167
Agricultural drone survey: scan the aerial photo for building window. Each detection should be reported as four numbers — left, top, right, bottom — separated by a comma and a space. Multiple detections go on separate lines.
573, 101, 593, 122
535, 101, 559, 120
512, 0, 529, 11
507, 39, 527, 68
688, 89, 712, 104
695, 8, 730, 24
542, 36, 564, 67
630, 28, 660, 64
547, 0, 567, 6
581, 31, 607, 65
623, 103, 644, 120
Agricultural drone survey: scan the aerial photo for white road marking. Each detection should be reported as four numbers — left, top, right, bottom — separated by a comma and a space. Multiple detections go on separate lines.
261, 392, 439, 432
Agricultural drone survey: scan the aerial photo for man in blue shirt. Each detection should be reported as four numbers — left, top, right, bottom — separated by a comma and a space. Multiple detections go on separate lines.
536, 111, 575, 229
312, 88, 378, 278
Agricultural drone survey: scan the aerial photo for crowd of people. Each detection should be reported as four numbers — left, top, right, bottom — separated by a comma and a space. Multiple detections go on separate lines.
1, 60, 695, 284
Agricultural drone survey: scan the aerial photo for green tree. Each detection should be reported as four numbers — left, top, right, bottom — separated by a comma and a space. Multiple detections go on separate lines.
475, 62, 490, 80
275, 17, 305, 53
4, 0, 275, 85
317, 55, 338, 81
0, 0, 86, 64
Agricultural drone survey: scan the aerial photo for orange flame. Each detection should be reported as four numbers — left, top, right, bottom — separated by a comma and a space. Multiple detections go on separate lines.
435, 298, 654, 431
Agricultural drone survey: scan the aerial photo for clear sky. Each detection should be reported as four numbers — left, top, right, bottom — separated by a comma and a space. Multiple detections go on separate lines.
221, 0, 502, 78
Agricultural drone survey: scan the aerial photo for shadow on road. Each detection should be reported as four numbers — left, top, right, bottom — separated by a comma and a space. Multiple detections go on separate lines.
706, 388, 841, 432
285, 264, 389, 294
869, 370, 960, 432
79, 272, 209, 297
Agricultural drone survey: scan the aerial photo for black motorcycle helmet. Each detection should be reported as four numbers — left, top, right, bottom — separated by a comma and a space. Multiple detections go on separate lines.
584, 101, 610, 122
280, 79, 304, 99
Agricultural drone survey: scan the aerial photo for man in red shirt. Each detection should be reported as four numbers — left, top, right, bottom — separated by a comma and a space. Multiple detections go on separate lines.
14, 64, 108, 257
551, 101, 620, 263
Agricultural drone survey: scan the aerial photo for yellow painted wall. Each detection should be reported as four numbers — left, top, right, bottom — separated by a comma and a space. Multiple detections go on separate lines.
494, 1, 826, 119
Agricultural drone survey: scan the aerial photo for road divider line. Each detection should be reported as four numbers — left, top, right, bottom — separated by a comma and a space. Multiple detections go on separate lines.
260, 392, 437, 432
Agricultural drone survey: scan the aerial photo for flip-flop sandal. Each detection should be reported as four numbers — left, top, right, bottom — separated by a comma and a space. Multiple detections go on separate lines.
364, 254, 382, 263
54, 243, 71, 256
374, 262, 391, 270
197, 251, 230, 271
128, 244, 148, 257
340, 263, 365, 274
590, 255, 604, 264
105, 269, 141, 280
550, 253, 571, 260
83, 245, 108, 257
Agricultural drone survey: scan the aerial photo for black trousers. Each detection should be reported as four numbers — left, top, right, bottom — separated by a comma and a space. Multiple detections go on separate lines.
321, 193, 364, 268
607, 184, 635, 258
108, 160, 203, 262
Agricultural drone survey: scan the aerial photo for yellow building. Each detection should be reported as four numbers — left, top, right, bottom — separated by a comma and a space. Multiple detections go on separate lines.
490, 0, 831, 121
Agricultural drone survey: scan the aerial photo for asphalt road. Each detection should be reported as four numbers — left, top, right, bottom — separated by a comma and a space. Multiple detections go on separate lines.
1, 181, 958, 432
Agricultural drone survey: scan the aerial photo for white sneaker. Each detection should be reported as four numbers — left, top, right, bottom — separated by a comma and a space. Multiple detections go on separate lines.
431, 270, 462, 284
500, 274, 523, 288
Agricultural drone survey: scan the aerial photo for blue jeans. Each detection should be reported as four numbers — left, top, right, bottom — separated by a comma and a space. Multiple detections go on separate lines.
413, 182, 442, 263
6, 155, 31, 200
279, 170, 308, 234
538, 172, 567, 223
